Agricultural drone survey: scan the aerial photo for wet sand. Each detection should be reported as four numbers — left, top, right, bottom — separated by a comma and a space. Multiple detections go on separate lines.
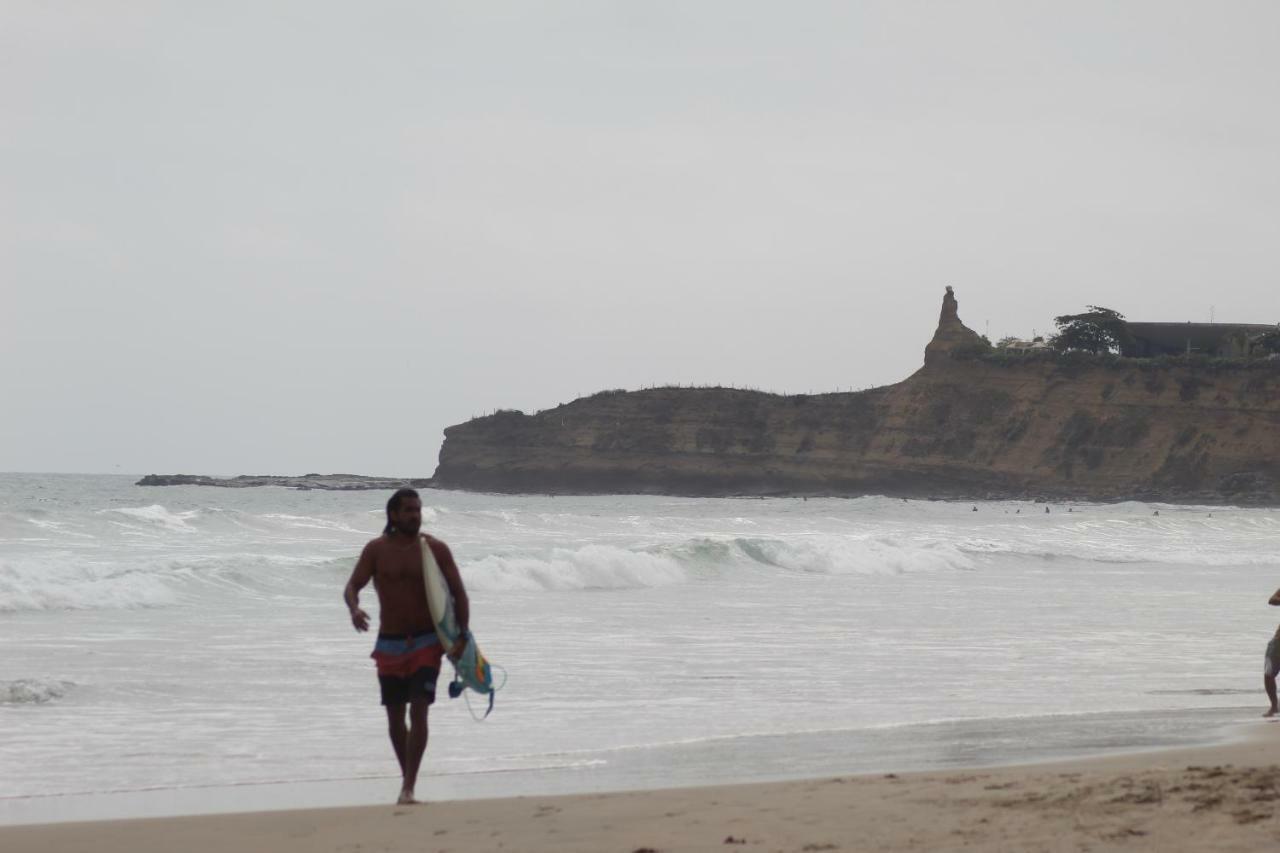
5, 723, 1280, 852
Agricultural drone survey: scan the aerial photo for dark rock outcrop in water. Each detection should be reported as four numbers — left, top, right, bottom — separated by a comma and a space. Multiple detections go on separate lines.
136, 474, 433, 491
432, 288, 1280, 504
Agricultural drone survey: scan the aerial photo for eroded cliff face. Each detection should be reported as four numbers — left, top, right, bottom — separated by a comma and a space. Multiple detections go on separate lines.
433, 292, 1280, 503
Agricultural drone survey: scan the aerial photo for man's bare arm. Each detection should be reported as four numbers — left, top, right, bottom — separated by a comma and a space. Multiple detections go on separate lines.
1269, 588, 1280, 606
344, 543, 376, 631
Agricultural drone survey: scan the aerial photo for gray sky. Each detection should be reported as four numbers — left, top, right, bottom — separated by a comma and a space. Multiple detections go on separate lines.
4, 1, 1278, 475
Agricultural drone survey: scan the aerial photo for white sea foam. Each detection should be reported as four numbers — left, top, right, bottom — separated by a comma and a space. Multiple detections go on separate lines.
104, 505, 200, 532
1, 679, 75, 705
463, 544, 687, 591
458, 534, 976, 591
0, 551, 343, 612
731, 535, 976, 575
0, 556, 182, 611
258, 513, 369, 534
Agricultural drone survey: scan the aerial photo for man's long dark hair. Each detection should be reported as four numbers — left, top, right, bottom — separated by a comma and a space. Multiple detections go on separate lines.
384, 488, 419, 535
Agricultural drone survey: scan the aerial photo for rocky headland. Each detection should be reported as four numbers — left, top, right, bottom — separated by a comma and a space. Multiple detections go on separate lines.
136, 474, 433, 491
432, 288, 1280, 504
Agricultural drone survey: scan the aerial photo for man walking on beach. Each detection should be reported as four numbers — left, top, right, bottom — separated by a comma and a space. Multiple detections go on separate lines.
344, 488, 470, 804
1266, 588, 1280, 718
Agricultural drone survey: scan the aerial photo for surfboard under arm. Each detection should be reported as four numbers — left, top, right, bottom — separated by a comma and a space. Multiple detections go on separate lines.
421, 536, 462, 646
420, 535, 500, 718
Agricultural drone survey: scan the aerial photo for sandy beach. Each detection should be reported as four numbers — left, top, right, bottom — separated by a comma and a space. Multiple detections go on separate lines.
4, 724, 1278, 853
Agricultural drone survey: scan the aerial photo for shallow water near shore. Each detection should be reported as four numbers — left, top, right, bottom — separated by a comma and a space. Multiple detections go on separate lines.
0, 707, 1259, 825
2, 474, 1277, 823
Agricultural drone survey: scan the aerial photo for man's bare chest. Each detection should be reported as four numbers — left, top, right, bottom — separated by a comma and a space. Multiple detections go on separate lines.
373, 544, 425, 584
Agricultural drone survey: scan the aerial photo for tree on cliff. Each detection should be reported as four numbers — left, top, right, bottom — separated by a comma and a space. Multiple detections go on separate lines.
1255, 329, 1280, 356
1050, 306, 1137, 356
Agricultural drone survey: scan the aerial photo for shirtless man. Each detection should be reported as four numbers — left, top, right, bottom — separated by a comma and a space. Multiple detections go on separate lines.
344, 488, 469, 804
1266, 588, 1280, 718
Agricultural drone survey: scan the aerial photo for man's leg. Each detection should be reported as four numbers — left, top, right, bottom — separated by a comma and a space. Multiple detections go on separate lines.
385, 702, 410, 775
1266, 642, 1280, 718
401, 698, 430, 801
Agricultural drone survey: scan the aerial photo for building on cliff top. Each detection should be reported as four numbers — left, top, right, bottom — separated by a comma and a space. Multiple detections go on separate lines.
995, 336, 1049, 354
1126, 322, 1277, 358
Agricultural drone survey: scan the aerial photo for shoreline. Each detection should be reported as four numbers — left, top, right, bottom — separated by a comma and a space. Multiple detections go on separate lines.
0, 706, 1265, 826
3, 721, 1277, 852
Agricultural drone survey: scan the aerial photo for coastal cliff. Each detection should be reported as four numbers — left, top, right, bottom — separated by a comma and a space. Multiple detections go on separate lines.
433, 290, 1280, 503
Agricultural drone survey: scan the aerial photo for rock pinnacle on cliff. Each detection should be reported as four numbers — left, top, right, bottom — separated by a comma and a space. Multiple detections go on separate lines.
923, 286, 986, 365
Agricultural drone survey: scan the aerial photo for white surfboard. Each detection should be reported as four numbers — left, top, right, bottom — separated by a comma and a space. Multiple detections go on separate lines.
420, 535, 462, 650
420, 535, 501, 717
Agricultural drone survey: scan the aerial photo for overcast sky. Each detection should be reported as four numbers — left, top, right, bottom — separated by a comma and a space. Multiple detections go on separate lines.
4, 2, 1278, 475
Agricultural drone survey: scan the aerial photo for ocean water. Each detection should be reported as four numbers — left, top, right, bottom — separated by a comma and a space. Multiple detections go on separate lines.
1, 474, 1277, 822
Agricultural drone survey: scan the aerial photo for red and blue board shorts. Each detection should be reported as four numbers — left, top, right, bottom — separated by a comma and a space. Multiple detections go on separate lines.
371, 630, 443, 706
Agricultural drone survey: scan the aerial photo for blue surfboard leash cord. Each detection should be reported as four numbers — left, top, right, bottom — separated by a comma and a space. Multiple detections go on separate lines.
450, 663, 508, 721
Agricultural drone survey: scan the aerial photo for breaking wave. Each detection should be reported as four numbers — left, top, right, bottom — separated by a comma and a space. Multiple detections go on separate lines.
727, 535, 976, 575
463, 545, 687, 591
0, 556, 184, 612
6, 493, 1275, 609
0, 552, 344, 612
104, 504, 201, 532
461, 534, 975, 592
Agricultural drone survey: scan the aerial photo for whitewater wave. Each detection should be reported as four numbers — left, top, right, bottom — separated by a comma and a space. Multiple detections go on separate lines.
7, 504, 385, 543
464, 545, 687, 592
258, 513, 372, 534
1, 679, 75, 705
8, 495, 1274, 610
0, 552, 343, 612
0, 556, 183, 612
730, 535, 976, 575
460, 534, 976, 591
104, 505, 200, 532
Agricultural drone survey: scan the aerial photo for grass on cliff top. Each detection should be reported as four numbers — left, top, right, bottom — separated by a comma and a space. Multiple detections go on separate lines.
467, 384, 884, 422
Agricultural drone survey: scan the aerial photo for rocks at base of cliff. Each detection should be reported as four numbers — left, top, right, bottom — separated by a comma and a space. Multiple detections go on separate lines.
1216, 470, 1279, 501
136, 474, 434, 491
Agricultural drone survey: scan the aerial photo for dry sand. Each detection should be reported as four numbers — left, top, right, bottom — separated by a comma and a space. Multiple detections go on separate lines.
5, 724, 1280, 853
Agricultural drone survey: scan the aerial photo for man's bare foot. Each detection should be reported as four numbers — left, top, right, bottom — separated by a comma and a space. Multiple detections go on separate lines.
397, 789, 418, 805
1263, 708, 1278, 718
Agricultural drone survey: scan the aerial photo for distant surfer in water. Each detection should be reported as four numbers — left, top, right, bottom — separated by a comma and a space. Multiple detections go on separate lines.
1266, 587, 1280, 718
344, 488, 470, 803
